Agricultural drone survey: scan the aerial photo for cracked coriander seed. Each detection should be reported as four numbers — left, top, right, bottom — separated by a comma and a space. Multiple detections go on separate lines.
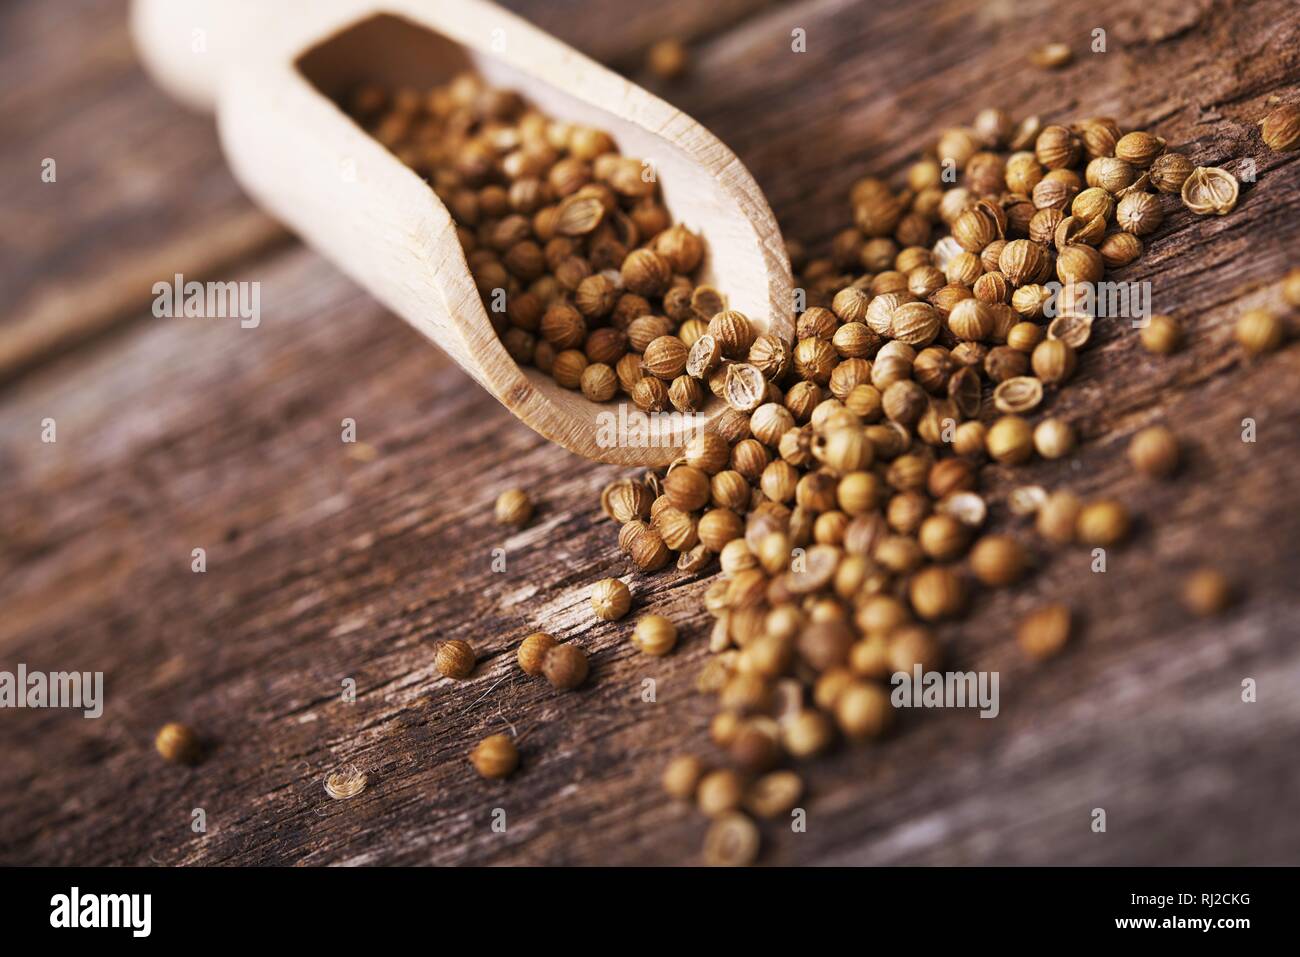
632, 614, 678, 656
542, 643, 590, 690
494, 488, 533, 527
1128, 425, 1180, 477
1182, 166, 1238, 216
517, 631, 558, 676
591, 578, 632, 621
155, 722, 201, 764
470, 734, 518, 779
436, 639, 476, 679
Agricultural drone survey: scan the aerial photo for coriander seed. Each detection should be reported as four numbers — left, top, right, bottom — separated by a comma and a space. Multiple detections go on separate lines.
1182, 166, 1238, 216
908, 565, 965, 620
1076, 499, 1131, 546
745, 770, 803, 820
781, 709, 834, 758
834, 681, 893, 740
155, 722, 201, 764
517, 631, 558, 676
542, 643, 589, 690
969, 534, 1028, 587
1128, 425, 1180, 477
435, 639, 476, 680
1235, 308, 1285, 355
1284, 269, 1300, 308
1261, 103, 1300, 152
702, 812, 760, 867
662, 754, 705, 800
1141, 314, 1181, 354
1182, 568, 1234, 616
986, 415, 1034, 464
1036, 491, 1081, 544
470, 734, 518, 779
632, 614, 678, 656
590, 578, 632, 621
696, 768, 745, 817
494, 488, 533, 527
1018, 604, 1071, 660
1033, 418, 1076, 459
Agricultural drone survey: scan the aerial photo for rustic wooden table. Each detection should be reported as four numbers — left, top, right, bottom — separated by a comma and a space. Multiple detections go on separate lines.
1, 0, 1298, 866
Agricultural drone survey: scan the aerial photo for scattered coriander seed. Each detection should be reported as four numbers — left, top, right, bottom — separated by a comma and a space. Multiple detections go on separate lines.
662, 754, 705, 800
781, 709, 834, 758
155, 722, 201, 764
517, 631, 558, 676
646, 38, 689, 80
1235, 308, 1285, 355
1033, 418, 1076, 459
1284, 269, 1300, 308
702, 811, 760, 866
1076, 499, 1131, 546
1036, 491, 1081, 544
834, 681, 894, 740
1030, 42, 1073, 69
632, 614, 678, 656
470, 734, 518, 780
697, 768, 745, 817
1182, 568, 1235, 616
1181, 166, 1238, 216
986, 415, 1035, 464
1128, 425, 1180, 477
1141, 314, 1182, 354
590, 578, 632, 621
324, 764, 368, 800
1017, 604, 1072, 660
542, 643, 590, 690
494, 488, 533, 527
969, 534, 1029, 587
1260, 103, 1300, 152
908, 565, 965, 620
436, 639, 477, 680
744, 770, 803, 819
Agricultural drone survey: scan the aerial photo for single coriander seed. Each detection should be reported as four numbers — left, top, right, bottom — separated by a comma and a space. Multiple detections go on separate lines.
1076, 499, 1131, 546
1141, 315, 1182, 354
1283, 269, 1300, 308
517, 631, 558, 677
1182, 568, 1234, 617
696, 768, 745, 817
494, 488, 534, 527
1128, 425, 1180, 477
155, 722, 201, 764
435, 639, 476, 680
470, 734, 518, 779
1018, 604, 1072, 660
1033, 418, 1076, 459
969, 534, 1029, 587
1260, 103, 1300, 152
590, 578, 632, 621
1235, 308, 1285, 355
542, 643, 589, 690
632, 614, 678, 656
702, 811, 760, 866
662, 754, 705, 800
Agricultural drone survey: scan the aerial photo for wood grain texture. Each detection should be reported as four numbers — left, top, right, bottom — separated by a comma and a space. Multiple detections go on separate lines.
2, 0, 1299, 866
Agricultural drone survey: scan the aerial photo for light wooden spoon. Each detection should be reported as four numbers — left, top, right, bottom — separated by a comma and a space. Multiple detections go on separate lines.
131, 0, 793, 466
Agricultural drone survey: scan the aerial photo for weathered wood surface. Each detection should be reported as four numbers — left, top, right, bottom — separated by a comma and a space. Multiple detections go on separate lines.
2, 0, 1299, 865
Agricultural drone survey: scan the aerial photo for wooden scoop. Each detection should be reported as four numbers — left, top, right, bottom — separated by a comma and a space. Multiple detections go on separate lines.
131, 0, 793, 466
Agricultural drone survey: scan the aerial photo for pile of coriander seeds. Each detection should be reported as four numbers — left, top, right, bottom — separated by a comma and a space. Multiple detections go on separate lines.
600, 109, 1266, 865
347, 72, 725, 414
349, 72, 1285, 866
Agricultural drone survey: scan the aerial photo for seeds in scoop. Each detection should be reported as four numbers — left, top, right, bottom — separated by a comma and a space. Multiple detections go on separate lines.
542, 644, 589, 690
1018, 605, 1071, 660
436, 639, 476, 679
1128, 426, 1180, 477
470, 734, 518, 779
517, 632, 558, 676
633, 614, 678, 656
590, 578, 632, 621
494, 488, 533, 527
1182, 568, 1234, 616
155, 722, 201, 764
